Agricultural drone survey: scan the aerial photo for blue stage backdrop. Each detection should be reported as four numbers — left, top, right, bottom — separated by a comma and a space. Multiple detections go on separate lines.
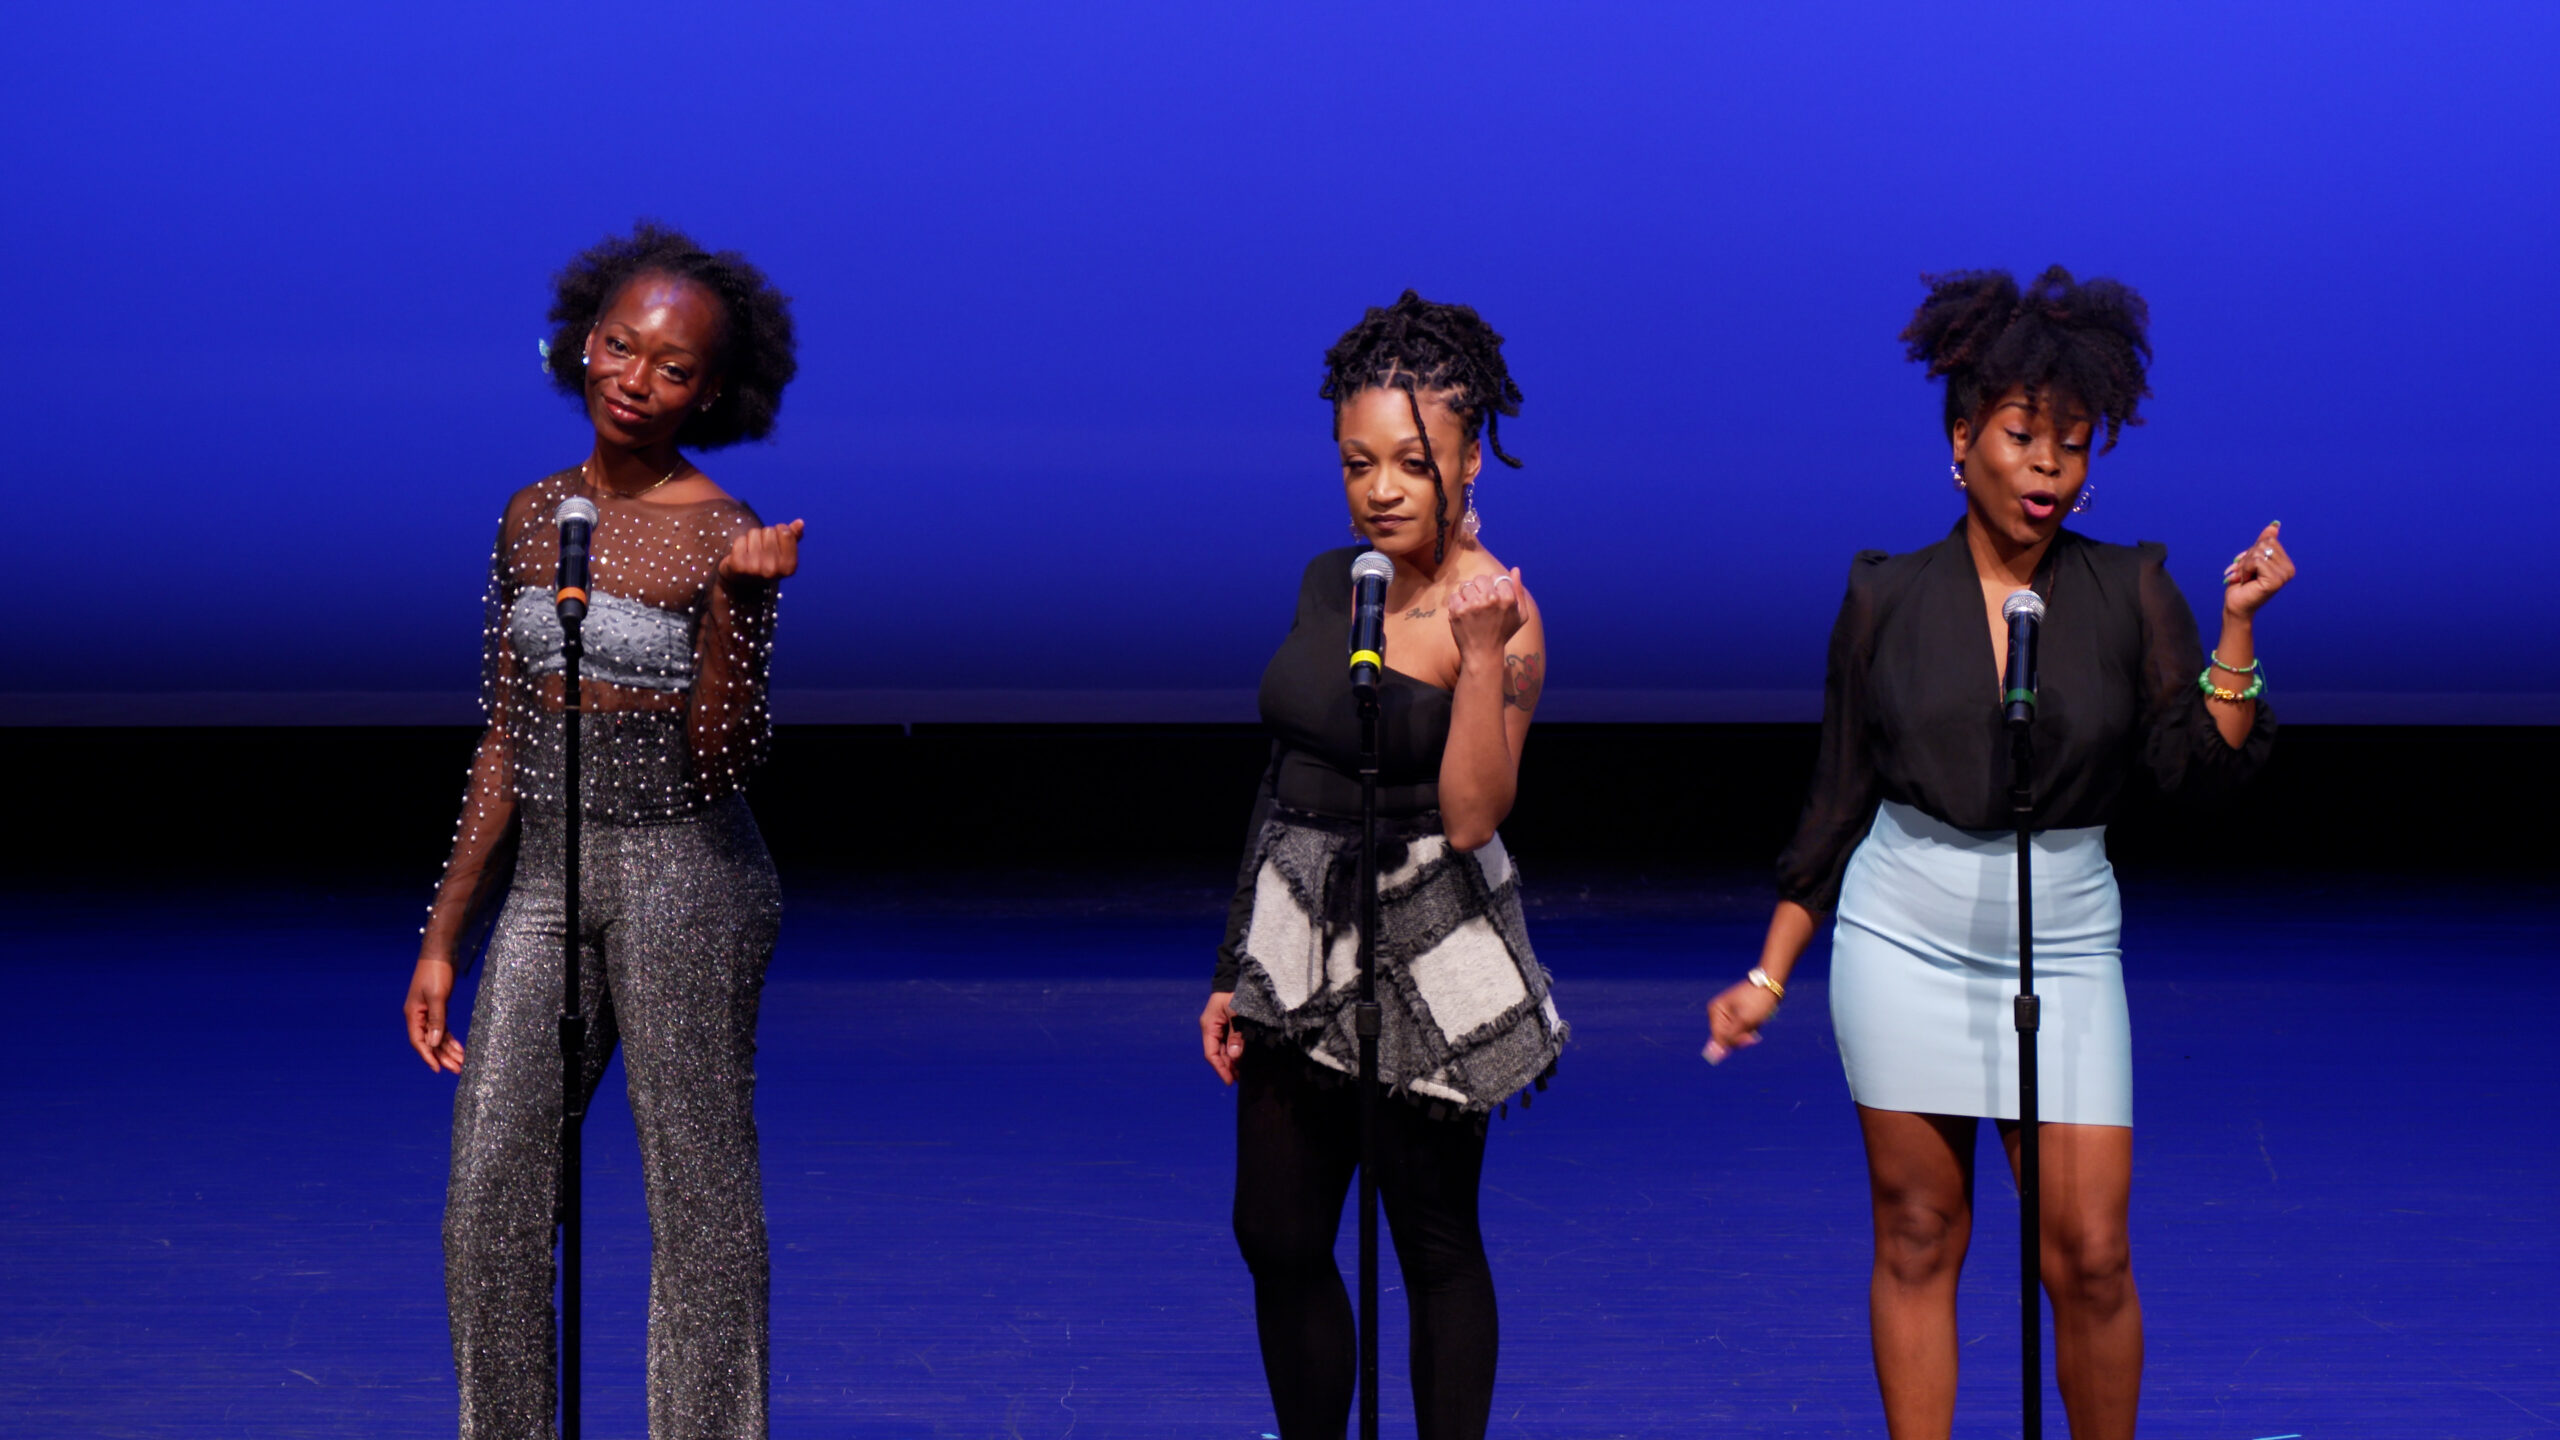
5, 2, 2554, 724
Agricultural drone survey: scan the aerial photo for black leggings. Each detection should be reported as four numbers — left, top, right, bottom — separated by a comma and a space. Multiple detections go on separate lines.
1231, 1041, 1497, 1440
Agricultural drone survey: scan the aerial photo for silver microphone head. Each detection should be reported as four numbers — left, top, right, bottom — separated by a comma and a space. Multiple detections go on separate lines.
2002, 588, 2046, 623
555, 496, 600, 529
1350, 551, 1395, 585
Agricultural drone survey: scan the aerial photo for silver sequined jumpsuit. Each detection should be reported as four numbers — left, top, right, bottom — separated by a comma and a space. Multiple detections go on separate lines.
422, 468, 783, 1439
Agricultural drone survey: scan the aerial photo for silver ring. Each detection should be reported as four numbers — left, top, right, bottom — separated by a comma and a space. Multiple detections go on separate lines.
2261, 547, 2275, 558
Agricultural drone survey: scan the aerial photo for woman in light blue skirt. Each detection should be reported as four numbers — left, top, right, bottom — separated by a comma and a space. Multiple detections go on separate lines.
1705, 268, 2297, 1440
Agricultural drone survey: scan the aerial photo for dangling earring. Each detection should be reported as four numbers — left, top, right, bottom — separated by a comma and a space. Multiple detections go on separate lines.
2071, 481, 2094, 515
699, 393, 718, 413
1461, 482, 1482, 540
1349, 517, 1364, 539
1950, 461, 1966, 491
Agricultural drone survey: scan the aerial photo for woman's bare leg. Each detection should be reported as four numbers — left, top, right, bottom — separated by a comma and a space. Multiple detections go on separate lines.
1858, 1107, 1979, 1439
2001, 1121, 2141, 1440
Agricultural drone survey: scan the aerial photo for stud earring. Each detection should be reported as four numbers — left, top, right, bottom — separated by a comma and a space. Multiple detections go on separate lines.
2071, 481, 2094, 515
1950, 461, 1965, 491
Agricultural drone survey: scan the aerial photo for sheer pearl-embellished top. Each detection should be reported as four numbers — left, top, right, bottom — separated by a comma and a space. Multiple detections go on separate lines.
420, 466, 780, 956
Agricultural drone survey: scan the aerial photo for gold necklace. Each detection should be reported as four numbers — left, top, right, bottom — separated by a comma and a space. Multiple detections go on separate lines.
584, 456, 687, 498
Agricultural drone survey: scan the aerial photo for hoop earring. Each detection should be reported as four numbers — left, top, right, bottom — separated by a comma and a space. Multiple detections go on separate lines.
1950, 461, 1965, 491
2071, 481, 2094, 515
1462, 482, 1482, 540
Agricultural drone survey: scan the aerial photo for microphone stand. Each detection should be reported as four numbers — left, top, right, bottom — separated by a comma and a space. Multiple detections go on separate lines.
557, 613, 588, 1440
1353, 686, 1383, 1440
2008, 709, 2042, 1440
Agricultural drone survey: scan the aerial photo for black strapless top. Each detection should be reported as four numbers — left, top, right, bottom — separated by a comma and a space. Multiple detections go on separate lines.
1215, 547, 1455, 989
1259, 546, 1453, 819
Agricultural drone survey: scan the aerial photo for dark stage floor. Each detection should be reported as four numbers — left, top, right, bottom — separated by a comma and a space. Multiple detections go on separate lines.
4, 865, 2554, 1438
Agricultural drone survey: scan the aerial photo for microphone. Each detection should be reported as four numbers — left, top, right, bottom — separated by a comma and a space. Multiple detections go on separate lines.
1348, 550, 1394, 701
2001, 588, 2044, 729
555, 497, 599, 626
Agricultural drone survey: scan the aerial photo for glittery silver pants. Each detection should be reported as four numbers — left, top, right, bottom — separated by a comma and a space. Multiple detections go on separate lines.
445, 795, 780, 1439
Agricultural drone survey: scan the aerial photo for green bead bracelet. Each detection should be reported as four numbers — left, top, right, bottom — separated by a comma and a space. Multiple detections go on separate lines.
2197, 665, 2267, 703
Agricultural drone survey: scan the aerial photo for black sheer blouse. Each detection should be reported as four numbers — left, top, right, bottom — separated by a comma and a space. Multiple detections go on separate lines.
1776, 522, 2274, 914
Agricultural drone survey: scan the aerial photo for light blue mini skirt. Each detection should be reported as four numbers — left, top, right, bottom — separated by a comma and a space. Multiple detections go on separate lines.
1830, 800, 2131, 1127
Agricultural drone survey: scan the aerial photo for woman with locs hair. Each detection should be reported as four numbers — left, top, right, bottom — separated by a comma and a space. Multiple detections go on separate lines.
401, 220, 805, 1439
1705, 266, 2297, 1439
1198, 290, 1566, 1440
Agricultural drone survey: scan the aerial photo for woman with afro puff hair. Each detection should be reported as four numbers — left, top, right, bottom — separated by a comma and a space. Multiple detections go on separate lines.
402, 221, 804, 1438
1705, 267, 2296, 1438
1199, 291, 1566, 1439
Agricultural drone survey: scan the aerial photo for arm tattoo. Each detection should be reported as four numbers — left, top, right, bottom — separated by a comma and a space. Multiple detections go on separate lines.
1502, 651, 1545, 713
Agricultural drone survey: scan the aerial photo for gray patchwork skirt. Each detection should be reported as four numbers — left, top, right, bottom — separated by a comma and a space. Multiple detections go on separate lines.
1227, 809, 1566, 1113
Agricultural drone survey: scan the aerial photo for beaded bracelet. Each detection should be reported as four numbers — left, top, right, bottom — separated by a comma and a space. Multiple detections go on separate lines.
2198, 666, 2267, 703
2208, 649, 2261, 675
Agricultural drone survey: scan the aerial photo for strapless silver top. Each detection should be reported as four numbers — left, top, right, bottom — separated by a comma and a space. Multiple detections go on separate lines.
508, 588, 699, 692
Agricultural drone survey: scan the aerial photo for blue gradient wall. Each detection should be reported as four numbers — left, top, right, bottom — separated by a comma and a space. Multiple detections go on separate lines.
7, 2, 2553, 721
